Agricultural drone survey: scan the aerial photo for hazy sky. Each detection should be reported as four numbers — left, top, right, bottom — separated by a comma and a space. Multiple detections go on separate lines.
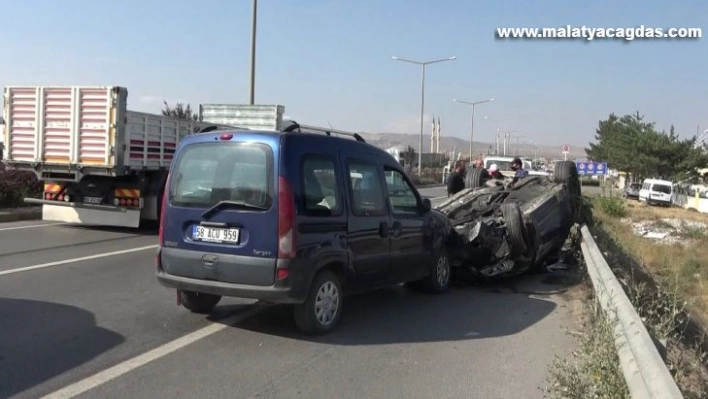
1, 0, 706, 150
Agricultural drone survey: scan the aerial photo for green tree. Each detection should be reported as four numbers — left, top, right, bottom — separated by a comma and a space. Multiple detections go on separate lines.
162, 101, 199, 122
587, 113, 708, 181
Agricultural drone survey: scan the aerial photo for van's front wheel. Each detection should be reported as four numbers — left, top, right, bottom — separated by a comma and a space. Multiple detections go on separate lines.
294, 270, 343, 335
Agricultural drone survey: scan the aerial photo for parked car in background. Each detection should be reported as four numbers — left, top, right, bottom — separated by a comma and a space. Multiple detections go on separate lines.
623, 183, 641, 200
156, 122, 454, 335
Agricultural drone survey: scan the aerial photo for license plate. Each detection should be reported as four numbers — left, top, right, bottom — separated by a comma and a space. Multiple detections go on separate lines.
84, 196, 103, 204
192, 225, 240, 244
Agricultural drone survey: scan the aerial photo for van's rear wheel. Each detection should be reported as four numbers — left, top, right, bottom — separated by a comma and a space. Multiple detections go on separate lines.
179, 290, 221, 314
294, 270, 343, 335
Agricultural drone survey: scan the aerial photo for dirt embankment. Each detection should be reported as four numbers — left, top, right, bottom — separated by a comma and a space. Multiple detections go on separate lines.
590, 196, 708, 398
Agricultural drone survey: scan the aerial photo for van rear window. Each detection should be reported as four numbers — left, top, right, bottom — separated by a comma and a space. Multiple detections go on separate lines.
169, 142, 273, 209
652, 184, 672, 194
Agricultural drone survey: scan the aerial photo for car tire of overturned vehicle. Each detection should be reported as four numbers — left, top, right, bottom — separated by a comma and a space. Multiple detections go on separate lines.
466, 168, 491, 189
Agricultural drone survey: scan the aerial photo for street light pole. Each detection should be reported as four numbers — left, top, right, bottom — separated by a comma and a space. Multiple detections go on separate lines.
248, 0, 257, 105
419, 64, 425, 171
393, 56, 456, 175
452, 98, 494, 161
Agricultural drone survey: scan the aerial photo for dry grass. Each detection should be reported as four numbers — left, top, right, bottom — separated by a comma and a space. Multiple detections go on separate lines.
625, 200, 708, 225
592, 195, 708, 398
546, 277, 631, 399
596, 198, 708, 320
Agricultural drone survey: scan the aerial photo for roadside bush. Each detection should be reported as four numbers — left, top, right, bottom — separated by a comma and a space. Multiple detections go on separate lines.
580, 178, 601, 187
596, 196, 626, 218
0, 163, 42, 208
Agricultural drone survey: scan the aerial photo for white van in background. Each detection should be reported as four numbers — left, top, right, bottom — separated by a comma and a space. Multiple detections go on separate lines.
638, 178, 673, 206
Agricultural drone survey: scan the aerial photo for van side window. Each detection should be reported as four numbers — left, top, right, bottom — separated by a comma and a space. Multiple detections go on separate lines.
347, 161, 387, 216
384, 167, 419, 215
301, 156, 342, 216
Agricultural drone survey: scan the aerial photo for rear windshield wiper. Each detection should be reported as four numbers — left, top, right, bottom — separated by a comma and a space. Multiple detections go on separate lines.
202, 200, 268, 219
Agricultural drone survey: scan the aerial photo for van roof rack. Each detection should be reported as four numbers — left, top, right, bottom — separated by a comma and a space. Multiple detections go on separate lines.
281, 120, 366, 143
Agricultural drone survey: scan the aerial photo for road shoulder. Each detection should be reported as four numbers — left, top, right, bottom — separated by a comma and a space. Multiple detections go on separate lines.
0, 207, 42, 223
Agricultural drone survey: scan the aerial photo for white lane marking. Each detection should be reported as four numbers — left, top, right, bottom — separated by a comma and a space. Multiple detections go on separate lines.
0, 222, 65, 232
0, 245, 159, 277
429, 196, 447, 201
40, 306, 267, 399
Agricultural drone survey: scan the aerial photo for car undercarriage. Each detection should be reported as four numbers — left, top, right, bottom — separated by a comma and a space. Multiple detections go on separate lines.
435, 161, 582, 280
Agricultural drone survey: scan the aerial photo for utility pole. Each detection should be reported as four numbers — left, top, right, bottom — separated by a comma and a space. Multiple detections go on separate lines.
248, 0, 257, 104
485, 116, 511, 156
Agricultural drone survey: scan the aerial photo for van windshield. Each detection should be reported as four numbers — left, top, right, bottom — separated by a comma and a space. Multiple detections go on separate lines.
652, 184, 672, 194
169, 142, 272, 209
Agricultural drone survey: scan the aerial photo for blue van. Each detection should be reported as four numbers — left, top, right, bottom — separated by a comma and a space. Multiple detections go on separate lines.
156, 122, 453, 334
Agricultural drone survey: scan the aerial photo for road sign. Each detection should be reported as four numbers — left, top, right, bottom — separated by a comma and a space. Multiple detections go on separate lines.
562, 144, 570, 154
575, 161, 608, 175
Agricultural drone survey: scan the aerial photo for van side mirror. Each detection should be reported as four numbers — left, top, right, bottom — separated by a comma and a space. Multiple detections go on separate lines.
421, 198, 432, 212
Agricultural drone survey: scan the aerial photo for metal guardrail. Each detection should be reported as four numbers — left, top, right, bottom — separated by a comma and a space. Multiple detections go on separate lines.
580, 225, 684, 399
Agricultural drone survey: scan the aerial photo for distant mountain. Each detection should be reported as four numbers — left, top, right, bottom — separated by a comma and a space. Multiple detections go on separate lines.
358, 132, 579, 159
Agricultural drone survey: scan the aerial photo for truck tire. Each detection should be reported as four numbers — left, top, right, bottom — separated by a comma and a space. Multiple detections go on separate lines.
501, 202, 529, 255
294, 270, 343, 335
466, 168, 491, 189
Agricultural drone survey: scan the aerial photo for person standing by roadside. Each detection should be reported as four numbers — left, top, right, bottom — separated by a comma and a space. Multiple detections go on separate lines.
507, 157, 529, 188
446, 160, 466, 196
511, 157, 528, 179
474, 158, 484, 169
488, 163, 503, 179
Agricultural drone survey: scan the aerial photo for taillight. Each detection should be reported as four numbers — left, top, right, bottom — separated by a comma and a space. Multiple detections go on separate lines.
277, 176, 296, 259
158, 176, 170, 247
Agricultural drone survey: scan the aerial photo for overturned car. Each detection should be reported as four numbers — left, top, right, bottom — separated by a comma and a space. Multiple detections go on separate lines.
436, 161, 582, 280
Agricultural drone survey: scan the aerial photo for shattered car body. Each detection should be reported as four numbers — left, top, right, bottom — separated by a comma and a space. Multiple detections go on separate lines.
436, 161, 582, 280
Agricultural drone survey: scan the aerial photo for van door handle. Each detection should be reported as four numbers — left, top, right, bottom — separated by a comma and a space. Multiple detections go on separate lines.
378, 221, 389, 238
389, 221, 403, 239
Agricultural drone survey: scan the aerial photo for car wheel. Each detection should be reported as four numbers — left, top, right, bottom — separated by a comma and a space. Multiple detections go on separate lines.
500, 202, 529, 255
465, 168, 491, 189
422, 248, 451, 294
553, 161, 578, 183
179, 290, 221, 314
294, 270, 343, 335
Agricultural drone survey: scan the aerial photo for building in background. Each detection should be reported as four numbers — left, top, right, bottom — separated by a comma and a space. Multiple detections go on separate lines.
0, 116, 4, 160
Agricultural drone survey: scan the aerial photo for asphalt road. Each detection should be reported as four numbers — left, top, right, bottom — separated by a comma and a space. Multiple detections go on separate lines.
0, 186, 580, 399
